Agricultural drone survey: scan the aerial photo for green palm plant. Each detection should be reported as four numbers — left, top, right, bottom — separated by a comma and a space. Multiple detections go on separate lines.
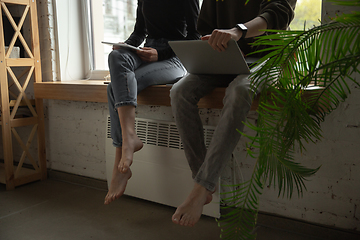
218, 1, 360, 239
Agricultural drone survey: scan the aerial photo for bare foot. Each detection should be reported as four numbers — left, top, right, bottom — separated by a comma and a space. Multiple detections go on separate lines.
118, 135, 143, 173
172, 183, 213, 227
104, 168, 132, 205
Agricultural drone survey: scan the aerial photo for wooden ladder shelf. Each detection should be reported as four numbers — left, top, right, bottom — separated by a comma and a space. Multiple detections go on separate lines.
0, 0, 46, 190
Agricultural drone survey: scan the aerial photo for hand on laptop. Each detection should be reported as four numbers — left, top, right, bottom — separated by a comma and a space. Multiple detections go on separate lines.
201, 28, 242, 52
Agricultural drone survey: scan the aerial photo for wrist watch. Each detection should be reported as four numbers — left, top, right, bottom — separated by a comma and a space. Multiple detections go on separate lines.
235, 23, 247, 40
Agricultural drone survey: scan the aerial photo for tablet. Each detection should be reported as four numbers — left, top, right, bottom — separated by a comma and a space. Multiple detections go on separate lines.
101, 41, 140, 51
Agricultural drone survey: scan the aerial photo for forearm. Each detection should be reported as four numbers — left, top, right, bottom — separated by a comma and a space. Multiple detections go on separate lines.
242, 16, 268, 39
230, 17, 268, 41
201, 16, 267, 52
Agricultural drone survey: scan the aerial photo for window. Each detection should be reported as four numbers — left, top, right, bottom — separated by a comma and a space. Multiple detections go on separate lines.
54, 0, 89, 80
89, 0, 137, 71
290, 0, 322, 30
87, 0, 204, 72
86, 0, 321, 72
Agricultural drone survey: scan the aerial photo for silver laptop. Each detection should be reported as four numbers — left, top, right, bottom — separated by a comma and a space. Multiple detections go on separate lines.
169, 39, 250, 75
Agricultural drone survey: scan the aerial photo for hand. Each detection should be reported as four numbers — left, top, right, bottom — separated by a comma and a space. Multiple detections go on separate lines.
112, 42, 124, 50
201, 28, 242, 52
136, 47, 158, 62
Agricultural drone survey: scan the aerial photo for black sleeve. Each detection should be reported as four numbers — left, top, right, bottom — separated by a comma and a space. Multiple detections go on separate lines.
259, 0, 297, 30
184, 0, 201, 40
157, 0, 201, 61
196, 0, 217, 36
125, 0, 147, 47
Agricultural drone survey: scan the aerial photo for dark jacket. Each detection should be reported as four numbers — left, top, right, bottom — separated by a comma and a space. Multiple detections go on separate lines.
125, 0, 201, 61
198, 0, 297, 57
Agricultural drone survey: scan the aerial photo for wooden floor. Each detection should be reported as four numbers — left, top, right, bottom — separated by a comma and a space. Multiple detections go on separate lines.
1, 173, 359, 240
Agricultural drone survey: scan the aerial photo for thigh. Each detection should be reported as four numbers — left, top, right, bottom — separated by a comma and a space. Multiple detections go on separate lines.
171, 73, 236, 101
134, 57, 187, 93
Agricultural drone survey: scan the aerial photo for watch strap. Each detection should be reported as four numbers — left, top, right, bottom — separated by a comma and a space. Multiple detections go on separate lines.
236, 23, 247, 40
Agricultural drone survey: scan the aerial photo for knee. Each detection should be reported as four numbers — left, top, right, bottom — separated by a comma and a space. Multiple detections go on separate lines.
108, 49, 127, 68
224, 79, 253, 108
170, 80, 188, 106
107, 83, 115, 103
108, 50, 119, 63
107, 82, 113, 96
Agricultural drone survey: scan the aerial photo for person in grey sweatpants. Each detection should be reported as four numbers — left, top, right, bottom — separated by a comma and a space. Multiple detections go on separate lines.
169, 0, 296, 227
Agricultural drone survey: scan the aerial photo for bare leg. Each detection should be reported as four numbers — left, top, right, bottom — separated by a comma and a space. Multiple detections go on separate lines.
104, 147, 132, 204
117, 105, 143, 173
172, 183, 213, 227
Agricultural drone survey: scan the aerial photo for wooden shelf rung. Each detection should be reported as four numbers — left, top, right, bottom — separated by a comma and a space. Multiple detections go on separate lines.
9, 99, 36, 107
6, 58, 34, 67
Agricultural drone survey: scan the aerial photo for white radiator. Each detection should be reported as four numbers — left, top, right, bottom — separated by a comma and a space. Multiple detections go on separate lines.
105, 116, 220, 218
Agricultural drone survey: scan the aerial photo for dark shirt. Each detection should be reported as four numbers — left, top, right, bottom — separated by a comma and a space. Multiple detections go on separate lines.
125, 0, 201, 61
198, 0, 297, 57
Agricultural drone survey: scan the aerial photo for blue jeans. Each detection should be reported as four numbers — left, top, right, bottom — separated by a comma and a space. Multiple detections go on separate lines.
108, 39, 186, 147
170, 72, 257, 192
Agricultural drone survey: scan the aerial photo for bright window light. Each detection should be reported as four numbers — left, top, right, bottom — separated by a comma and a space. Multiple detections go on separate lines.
88, 0, 321, 71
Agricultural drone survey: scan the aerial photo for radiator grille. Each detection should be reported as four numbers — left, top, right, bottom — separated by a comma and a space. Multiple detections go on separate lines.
106, 115, 112, 138
106, 116, 215, 150
136, 119, 183, 149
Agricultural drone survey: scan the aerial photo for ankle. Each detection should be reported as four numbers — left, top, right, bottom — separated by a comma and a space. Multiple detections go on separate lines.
193, 183, 210, 195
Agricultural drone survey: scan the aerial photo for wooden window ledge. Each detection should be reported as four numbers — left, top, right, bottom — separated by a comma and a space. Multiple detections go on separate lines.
34, 80, 260, 110
34, 80, 324, 110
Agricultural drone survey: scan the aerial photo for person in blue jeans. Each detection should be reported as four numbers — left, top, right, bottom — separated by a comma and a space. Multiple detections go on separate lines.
104, 0, 200, 205
170, 0, 297, 227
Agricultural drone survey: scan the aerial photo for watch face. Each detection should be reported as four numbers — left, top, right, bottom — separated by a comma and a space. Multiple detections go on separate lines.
238, 24, 247, 31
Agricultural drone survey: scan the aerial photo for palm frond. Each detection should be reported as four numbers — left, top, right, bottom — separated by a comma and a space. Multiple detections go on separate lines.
219, 3, 360, 239
218, 160, 265, 240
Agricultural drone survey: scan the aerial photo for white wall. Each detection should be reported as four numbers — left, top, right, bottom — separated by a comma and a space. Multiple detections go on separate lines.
256, 78, 360, 230
37, 0, 360, 231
